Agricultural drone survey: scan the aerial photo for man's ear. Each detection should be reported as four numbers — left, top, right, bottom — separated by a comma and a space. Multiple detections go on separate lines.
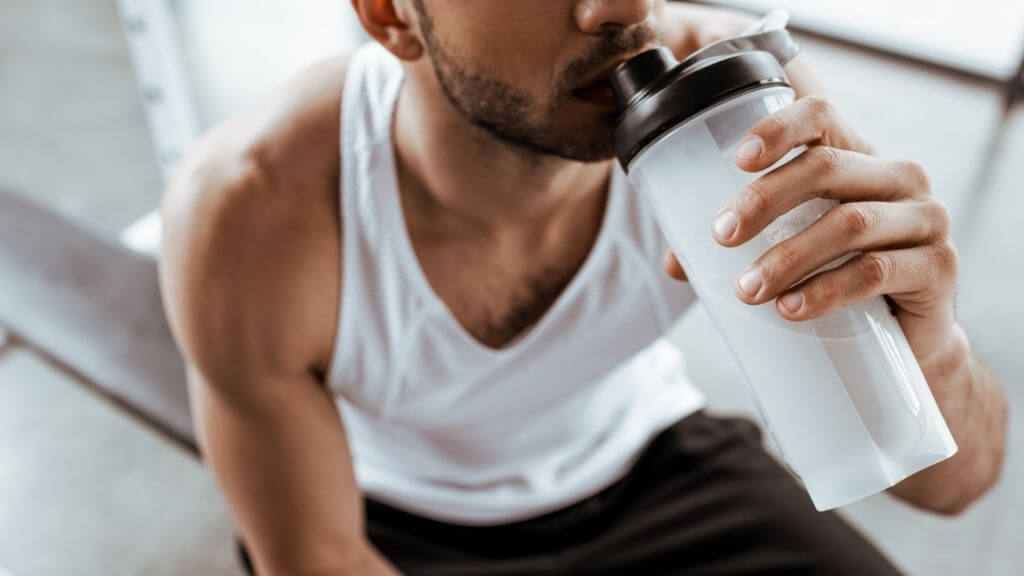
351, 0, 424, 60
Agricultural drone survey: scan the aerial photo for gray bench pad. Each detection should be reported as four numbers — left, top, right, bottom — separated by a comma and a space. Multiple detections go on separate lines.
0, 188, 194, 451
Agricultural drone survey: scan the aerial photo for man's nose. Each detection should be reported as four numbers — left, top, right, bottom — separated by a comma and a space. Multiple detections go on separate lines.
574, 0, 655, 34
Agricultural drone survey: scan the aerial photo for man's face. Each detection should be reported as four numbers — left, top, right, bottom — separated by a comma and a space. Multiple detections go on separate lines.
410, 0, 665, 162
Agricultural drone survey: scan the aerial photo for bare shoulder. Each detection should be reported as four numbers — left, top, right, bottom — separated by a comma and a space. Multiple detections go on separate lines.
159, 53, 353, 388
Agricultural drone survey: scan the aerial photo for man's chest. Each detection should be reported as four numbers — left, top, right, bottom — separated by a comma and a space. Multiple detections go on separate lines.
412, 234, 594, 350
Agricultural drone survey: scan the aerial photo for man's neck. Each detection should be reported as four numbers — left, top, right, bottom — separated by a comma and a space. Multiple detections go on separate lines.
393, 67, 612, 240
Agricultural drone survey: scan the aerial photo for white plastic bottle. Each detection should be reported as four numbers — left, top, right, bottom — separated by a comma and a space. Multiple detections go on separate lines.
609, 27, 957, 510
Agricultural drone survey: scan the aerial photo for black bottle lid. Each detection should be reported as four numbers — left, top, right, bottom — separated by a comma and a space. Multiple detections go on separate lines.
609, 47, 678, 106
610, 48, 792, 171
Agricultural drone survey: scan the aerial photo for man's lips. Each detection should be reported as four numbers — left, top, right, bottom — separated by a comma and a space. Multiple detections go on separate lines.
571, 80, 618, 107
570, 59, 630, 106
569, 50, 655, 107
572, 56, 632, 90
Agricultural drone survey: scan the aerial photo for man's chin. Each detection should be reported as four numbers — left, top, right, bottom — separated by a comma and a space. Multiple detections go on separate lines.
524, 119, 618, 163
544, 127, 618, 163
517, 138, 616, 164
557, 146, 617, 164
471, 114, 617, 163
535, 137, 617, 163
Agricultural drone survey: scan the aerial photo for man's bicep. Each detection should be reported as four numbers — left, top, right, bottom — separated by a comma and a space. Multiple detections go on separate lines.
189, 361, 369, 575
158, 154, 371, 573
164, 230, 368, 573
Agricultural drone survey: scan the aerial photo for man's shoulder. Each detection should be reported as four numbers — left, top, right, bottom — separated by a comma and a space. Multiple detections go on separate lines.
166, 51, 353, 234
160, 53, 353, 380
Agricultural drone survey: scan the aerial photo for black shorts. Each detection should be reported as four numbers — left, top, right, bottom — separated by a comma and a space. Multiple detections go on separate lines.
240, 410, 903, 575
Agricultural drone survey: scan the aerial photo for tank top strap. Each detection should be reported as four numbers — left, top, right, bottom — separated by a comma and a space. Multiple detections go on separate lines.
327, 42, 422, 413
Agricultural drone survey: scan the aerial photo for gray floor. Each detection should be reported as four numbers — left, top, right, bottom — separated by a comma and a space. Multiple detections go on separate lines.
0, 1, 1021, 575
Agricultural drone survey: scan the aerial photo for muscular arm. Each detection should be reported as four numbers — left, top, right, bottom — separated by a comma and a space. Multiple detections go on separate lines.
159, 57, 399, 575
886, 329, 1007, 514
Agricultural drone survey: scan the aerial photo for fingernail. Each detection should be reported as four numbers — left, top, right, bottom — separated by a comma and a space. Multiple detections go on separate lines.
714, 210, 738, 239
738, 267, 763, 296
781, 292, 804, 312
736, 137, 764, 161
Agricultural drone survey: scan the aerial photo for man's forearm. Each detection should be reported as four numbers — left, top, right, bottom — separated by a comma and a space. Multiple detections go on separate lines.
887, 323, 1008, 514
334, 541, 403, 576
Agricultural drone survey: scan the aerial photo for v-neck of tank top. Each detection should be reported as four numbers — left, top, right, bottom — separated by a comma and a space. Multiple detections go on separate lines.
377, 116, 625, 361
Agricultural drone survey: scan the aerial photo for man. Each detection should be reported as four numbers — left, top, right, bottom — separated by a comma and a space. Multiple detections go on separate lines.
160, 2, 1007, 574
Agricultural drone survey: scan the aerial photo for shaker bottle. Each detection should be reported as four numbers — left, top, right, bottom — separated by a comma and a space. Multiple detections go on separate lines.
608, 13, 958, 510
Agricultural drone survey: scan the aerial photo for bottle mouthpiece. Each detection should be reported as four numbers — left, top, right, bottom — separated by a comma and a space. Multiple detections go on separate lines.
609, 47, 678, 109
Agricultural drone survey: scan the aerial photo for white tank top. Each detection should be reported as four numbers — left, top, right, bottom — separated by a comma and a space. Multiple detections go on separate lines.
326, 42, 706, 525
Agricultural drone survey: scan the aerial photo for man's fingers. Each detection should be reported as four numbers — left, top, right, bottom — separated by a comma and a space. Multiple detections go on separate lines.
715, 149, 934, 246
664, 251, 688, 282
731, 199, 953, 306
734, 95, 877, 172
771, 242, 959, 323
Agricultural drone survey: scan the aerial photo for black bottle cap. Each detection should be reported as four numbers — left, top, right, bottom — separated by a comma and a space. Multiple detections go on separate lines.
609, 47, 678, 107
609, 49, 791, 171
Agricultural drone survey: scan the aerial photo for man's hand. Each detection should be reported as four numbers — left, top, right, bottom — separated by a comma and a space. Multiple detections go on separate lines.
662, 3, 962, 370
660, 2, 1005, 518
665, 90, 1007, 514
711, 95, 961, 368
